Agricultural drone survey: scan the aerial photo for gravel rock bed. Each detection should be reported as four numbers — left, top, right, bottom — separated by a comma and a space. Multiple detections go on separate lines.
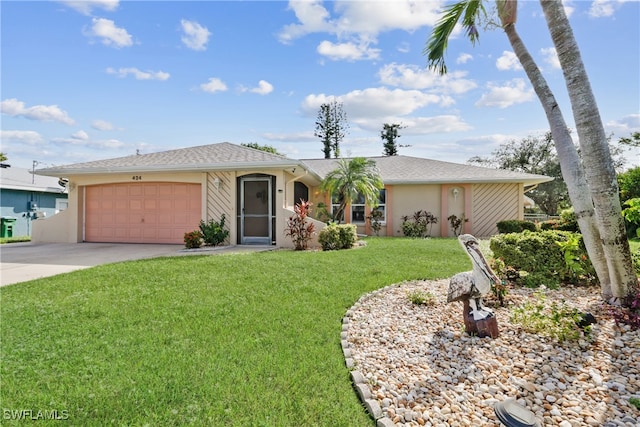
343, 279, 640, 427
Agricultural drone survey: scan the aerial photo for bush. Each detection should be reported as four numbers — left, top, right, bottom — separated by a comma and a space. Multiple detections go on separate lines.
540, 208, 579, 232
184, 230, 203, 249
284, 200, 316, 250
399, 210, 438, 238
496, 220, 537, 233
489, 230, 594, 288
199, 214, 229, 246
318, 223, 357, 251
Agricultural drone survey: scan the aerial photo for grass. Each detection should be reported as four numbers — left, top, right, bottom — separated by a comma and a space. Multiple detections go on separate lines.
1, 237, 468, 426
0, 236, 30, 244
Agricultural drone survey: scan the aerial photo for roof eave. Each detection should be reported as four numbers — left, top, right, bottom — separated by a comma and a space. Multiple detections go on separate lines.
384, 177, 554, 185
36, 160, 303, 177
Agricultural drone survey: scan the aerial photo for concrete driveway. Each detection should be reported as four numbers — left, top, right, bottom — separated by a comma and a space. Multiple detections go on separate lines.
0, 242, 274, 287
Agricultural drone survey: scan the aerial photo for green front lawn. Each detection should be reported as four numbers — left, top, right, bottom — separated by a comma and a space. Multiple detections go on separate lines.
1, 238, 467, 426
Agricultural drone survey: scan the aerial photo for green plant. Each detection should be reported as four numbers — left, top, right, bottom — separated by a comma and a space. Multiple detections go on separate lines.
630, 397, 640, 410
183, 230, 203, 249
284, 199, 316, 250
511, 291, 591, 342
407, 290, 435, 305
318, 223, 357, 251
367, 208, 384, 236
447, 214, 468, 236
540, 209, 579, 232
400, 210, 438, 238
490, 230, 594, 288
556, 233, 595, 280
496, 219, 537, 233
622, 198, 640, 238
199, 214, 229, 246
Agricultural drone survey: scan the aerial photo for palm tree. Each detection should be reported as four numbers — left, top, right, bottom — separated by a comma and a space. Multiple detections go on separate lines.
320, 157, 384, 224
539, 0, 636, 304
425, 0, 636, 304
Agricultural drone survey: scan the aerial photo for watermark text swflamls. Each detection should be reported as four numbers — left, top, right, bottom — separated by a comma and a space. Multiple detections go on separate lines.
3, 409, 69, 421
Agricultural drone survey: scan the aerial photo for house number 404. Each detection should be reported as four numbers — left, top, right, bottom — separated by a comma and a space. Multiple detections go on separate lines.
132, 176, 142, 181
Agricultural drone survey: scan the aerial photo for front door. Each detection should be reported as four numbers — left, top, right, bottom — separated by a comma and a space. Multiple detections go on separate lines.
240, 177, 272, 244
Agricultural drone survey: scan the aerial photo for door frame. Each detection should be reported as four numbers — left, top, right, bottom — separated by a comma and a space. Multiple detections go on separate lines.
239, 176, 273, 245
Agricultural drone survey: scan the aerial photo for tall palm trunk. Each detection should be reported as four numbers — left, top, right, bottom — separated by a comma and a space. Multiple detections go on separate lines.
500, 16, 612, 298
540, 0, 637, 304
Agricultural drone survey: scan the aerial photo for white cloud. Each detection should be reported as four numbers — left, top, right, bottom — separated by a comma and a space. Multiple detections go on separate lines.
302, 87, 446, 120
278, 1, 442, 62
86, 18, 133, 48
378, 63, 477, 95
0, 130, 45, 145
71, 130, 89, 140
1, 98, 75, 125
180, 19, 211, 51
317, 40, 380, 61
589, 0, 620, 17
605, 113, 640, 136
475, 79, 535, 109
251, 80, 274, 95
540, 47, 561, 70
59, 0, 119, 15
200, 78, 228, 94
106, 67, 170, 81
52, 134, 126, 149
91, 119, 115, 131
496, 51, 522, 71
278, 0, 334, 43
456, 53, 473, 64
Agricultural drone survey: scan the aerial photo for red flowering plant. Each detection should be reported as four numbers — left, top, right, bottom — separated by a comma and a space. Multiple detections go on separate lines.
284, 199, 316, 250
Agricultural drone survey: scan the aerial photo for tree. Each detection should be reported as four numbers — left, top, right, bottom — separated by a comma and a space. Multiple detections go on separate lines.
0, 153, 7, 162
540, 0, 636, 304
426, 0, 637, 305
618, 166, 640, 202
381, 123, 407, 156
469, 133, 569, 215
241, 143, 283, 156
619, 132, 640, 148
314, 99, 349, 159
320, 157, 384, 224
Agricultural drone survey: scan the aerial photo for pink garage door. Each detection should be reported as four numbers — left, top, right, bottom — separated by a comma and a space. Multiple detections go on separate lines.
85, 183, 201, 244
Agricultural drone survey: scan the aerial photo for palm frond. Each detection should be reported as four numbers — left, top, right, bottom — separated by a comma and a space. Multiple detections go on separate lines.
425, 0, 486, 75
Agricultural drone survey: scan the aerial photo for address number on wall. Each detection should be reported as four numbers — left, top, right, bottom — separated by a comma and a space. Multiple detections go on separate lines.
132, 176, 142, 181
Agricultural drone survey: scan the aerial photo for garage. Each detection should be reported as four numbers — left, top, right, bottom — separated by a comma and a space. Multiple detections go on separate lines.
85, 182, 201, 244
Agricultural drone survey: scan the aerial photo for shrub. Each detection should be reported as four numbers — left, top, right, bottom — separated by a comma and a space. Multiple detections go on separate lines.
199, 214, 229, 246
184, 230, 203, 249
284, 200, 316, 250
608, 288, 640, 331
407, 290, 435, 306
540, 208, 578, 232
367, 209, 384, 236
318, 223, 357, 251
489, 230, 594, 288
510, 290, 592, 342
400, 210, 438, 238
447, 214, 468, 236
496, 219, 537, 233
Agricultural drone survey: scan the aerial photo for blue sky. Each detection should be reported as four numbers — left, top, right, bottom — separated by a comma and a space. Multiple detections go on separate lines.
2, 0, 639, 170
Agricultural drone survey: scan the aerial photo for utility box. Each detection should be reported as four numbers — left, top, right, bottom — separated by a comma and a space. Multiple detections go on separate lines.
1, 217, 17, 238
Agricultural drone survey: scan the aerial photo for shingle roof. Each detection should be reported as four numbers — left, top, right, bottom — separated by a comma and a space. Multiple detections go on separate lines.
302, 156, 552, 185
0, 166, 66, 193
35, 143, 552, 186
36, 142, 299, 176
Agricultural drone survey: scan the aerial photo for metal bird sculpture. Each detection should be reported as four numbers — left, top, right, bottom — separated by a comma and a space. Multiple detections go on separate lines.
448, 234, 501, 337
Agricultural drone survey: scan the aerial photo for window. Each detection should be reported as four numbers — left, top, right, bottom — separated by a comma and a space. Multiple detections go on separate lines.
55, 198, 68, 214
331, 193, 344, 222
351, 189, 386, 224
